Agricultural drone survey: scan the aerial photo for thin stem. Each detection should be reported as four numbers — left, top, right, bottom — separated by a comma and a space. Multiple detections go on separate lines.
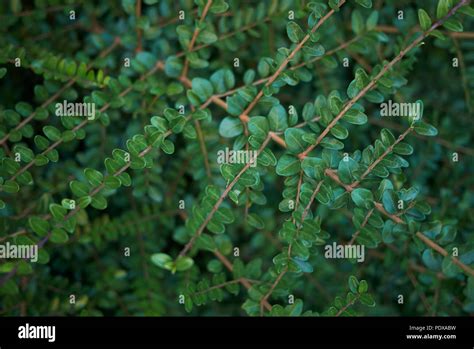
0, 37, 121, 147
335, 294, 360, 316
298, 0, 469, 160
350, 126, 414, 188
348, 209, 374, 245
415, 232, 474, 277
178, 135, 272, 257
324, 168, 405, 224
260, 267, 288, 316
239, 0, 346, 122
213, 249, 272, 311
194, 118, 212, 180
181, 0, 213, 78
135, 0, 142, 52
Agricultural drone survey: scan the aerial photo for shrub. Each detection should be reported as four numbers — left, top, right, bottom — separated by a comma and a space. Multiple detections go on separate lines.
0, 0, 473, 317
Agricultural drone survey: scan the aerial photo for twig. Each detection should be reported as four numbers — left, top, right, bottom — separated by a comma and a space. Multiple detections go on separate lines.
415, 232, 474, 277
181, 0, 214, 78
298, 0, 469, 160
178, 135, 272, 257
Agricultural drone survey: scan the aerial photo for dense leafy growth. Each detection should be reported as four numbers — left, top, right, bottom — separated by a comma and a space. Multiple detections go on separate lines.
0, 0, 473, 316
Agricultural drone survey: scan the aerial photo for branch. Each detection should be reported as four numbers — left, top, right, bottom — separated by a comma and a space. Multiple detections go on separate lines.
350, 126, 414, 188
375, 24, 474, 40
213, 250, 272, 311
415, 232, 474, 277
178, 135, 272, 257
297, 0, 469, 160
0, 37, 121, 147
181, 0, 214, 78
259, 267, 287, 316
0, 111, 191, 287
324, 168, 405, 224
4, 59, 163, 185
214, 35, 360, 100
135, 0, 142, 52
348, 208, 374, 245
238, 0, 346, 122
261, 180, 323, 315
369, 118, 474, 157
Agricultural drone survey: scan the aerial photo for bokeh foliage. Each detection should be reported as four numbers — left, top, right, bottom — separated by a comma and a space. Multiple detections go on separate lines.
0, 0, 473, 316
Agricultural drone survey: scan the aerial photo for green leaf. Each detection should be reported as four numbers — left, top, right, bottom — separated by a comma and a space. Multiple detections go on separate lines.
380, 128, 395, 146
459, 5, 474, 17
15, 102, 33, 117
343, 109, 367, 125
393, 142, 413, 155
359, 293, 376, 306
355, 0, 372, 8
164, 56, 183, 78
351, 188, 373, 208
29, 217, 50, 237
104, 176, 121, 189
151, 253, 173, 270
50, 203, 67, 219
160, 139, 175, 154
50, 228, 69, 244
292, 257, 313, 273
414, 122, 438, 136
268, 105, 288, 131
276, 154, 300, 176
219, 117, 243, 138
284, 128, 307, 154
248, 116, 269, 138
366, 11, 379, 30
84, 168, 104, 186
196, 234, 216, 251
0, 68, 7, 79
43, 126, 61, 141
77, 196, 92, 208
70, 181, 89, 197
358, 280, 368, 293
320, 137, 344, 150
247, 213, 264, 229
303, 44, 325, 57
330, 124, 349, 140
166, 82, 183, 96
2, 180, 19, 193
351, 10, 364, 34
442, 18, 463, 32
436, 0, 451, 19
382, 190, 397, 214
258, 59, 271, 77
418, 9, 432, 31
192, 109, 210, 121
287, 21, 305, 43
348, 275, 359, 293
338, 157, 358, 184
210, 0, 229, 13
243, 69, 256, 85
91, 194, 108, 210
175, 256, 194, 272
192, 77, 214, 102
198, 29, 218, 44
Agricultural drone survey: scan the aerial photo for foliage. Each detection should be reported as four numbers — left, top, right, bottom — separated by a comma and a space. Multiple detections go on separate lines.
0, 0, 473, 317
